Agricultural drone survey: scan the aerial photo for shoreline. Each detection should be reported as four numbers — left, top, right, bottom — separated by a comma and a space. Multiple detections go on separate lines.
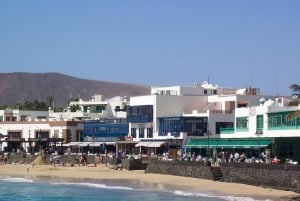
0, 164, 299, 201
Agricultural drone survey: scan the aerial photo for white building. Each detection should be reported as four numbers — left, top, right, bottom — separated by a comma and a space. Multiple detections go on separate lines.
127, 83, 265, 155
49, 94, 127, 121
0, 94, 127, 153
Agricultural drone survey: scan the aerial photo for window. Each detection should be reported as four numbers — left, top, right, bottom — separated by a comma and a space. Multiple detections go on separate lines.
268, 111, 300, 130
21, 115, 27, 121
159, 117, 184, 136
95, 105, 105, 113
36, 131, 49, 139
131, 128, 137, 138
54, 130, 59, 138
256, 115, 263, 132
236, 117, 248, 131
8, 132, 21, 139
126, 105, 153, 123
37, 116, 46, 120
185, 117, 207, 136
147, 128, 153, 138
139, 128, 144, 138
216, 122, 234, 134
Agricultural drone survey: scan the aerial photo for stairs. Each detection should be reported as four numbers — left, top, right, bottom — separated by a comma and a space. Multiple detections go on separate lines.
211, 166, 223, 181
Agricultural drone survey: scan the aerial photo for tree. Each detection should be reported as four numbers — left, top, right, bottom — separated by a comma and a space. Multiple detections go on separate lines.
46, 96, 54, 108
289, 84, 300, 92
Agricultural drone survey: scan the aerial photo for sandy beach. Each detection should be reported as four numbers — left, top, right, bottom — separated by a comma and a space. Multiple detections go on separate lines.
0, 163, 298, 201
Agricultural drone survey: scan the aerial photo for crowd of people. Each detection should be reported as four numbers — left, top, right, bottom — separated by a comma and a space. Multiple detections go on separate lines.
179, 150, 285, 165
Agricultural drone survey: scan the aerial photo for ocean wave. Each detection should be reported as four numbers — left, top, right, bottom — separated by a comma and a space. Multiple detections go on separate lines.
51, 182, 134, 191
0, 177, 34, 183
173, 190, 273, 201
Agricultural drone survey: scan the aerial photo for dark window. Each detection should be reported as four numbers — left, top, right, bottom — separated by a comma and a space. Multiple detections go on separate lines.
131, 128, 137, 138
126, 105, 153, 123
216, 122, 234, 134
83, 119, 129, 139
8, 132, 21, 139
139, 128, 144, 138
159, 117, 184, 136
147, 128, 153, 138
185, 117, 207, 136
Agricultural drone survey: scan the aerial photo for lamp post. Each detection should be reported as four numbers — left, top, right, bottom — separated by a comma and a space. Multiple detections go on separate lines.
207, 130, 210, 158
37, 129, 43, 155
104, 140, 107, 167
255, 130, 264, 161
26, 129, 31, 154
0, 127, 2, 152
255, 130, 263, 149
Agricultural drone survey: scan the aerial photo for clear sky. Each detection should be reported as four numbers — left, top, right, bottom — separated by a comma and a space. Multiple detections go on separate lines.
0, 1, 299, 96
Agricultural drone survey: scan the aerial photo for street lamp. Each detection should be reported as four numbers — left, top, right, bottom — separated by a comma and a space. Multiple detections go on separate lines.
207, 130, 211, 158
255, 130, 264, 161
28, 129, 31, 153
104, 140, 107, 167
255, 130, 263, 149
0, 127, 2, 152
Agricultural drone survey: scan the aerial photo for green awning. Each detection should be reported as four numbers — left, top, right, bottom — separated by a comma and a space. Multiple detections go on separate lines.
185, 138, 273, 149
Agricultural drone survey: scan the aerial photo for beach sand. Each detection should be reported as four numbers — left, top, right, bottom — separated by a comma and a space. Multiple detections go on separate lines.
0, 164, 298, 201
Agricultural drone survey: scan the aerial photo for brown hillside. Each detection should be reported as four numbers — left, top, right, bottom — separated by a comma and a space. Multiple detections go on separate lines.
0, 72, 151, 107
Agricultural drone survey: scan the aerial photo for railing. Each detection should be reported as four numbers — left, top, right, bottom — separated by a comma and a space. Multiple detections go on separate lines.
220, 128, 235, 134
236, 128, 249, 132
268, 125, 300, 130
212, 110, 234, 114
5, 138, 25, 142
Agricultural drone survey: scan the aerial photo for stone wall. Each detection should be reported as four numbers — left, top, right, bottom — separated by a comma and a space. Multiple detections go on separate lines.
145, 160, 214, 180
221, 163, 300, 192
145, 160, 300, 193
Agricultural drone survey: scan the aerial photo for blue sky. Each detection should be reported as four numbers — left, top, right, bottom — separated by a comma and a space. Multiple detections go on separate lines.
0, 1, 299, 96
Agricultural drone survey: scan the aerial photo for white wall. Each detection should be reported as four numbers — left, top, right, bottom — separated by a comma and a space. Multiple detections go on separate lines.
233, 105, 300, 139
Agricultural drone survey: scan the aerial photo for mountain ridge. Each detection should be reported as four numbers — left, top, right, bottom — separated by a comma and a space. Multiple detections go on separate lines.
0, 72, 151, 107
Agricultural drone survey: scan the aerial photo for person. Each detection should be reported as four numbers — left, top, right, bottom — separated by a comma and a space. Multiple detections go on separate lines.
229, 152, 233, 162
272, 156, 280, 164
240, 152, 246, 162
49, 156, 53, 166
259, 151, 266, 163
99, 154, 103, 166
115, 157, 122, 170
234, 152, 240, 162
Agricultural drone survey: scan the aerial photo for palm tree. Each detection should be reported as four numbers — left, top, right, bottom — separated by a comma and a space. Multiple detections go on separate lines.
290, 84, 300, 92
46, 96, 53, 108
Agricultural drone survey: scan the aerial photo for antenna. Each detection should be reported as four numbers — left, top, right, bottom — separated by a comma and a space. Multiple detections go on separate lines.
275, 73, 279, 96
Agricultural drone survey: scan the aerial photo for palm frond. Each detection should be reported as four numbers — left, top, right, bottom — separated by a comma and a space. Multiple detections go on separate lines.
289, 84, 300, 92
287, 110, 300, 120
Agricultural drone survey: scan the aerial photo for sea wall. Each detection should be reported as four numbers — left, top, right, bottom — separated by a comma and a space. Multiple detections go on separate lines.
221, 163, 300, 192
145, 160, 300, 193
145, 160, 214, 180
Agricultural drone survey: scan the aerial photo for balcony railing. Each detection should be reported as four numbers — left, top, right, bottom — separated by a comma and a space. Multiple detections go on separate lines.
220, 128, 235, 134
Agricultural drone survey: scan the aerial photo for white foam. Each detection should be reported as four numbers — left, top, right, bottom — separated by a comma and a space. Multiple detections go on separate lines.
173, 190, 273, 201
0, 177, 34, 183
52, 182, 134, 191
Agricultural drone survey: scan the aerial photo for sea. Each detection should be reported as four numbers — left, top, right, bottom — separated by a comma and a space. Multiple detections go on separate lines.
0, 176, 271, 201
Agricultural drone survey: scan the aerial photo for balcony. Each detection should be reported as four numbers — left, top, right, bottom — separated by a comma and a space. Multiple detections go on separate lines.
220, 128, 235, 134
